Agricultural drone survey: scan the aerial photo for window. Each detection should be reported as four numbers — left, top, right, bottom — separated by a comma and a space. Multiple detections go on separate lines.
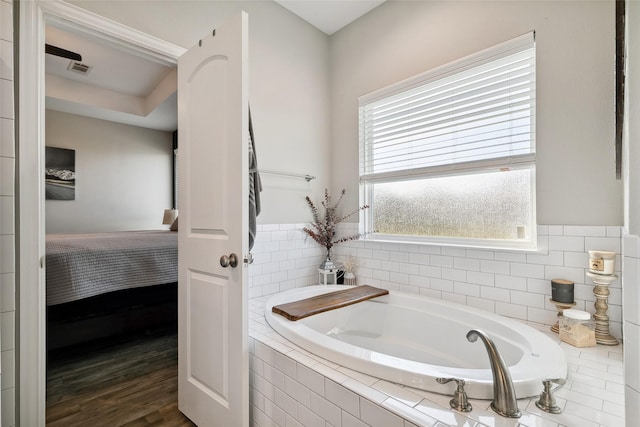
359, 32, 536, 249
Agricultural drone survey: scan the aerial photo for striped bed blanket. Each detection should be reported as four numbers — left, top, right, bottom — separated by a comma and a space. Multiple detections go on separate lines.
46, 230, 178, 306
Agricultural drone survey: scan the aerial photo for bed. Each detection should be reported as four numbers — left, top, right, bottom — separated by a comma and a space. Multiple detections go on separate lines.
45, 230, 178, 351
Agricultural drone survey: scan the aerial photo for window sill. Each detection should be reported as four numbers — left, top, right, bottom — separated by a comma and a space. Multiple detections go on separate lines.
361, 234, 547, 255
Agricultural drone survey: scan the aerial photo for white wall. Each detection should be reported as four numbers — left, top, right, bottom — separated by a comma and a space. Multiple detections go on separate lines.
68, 0, 332, 225
0, 0, 14, 424
330, 0, 620, 226
45, 110, 173, 233
623, 1, 640, 425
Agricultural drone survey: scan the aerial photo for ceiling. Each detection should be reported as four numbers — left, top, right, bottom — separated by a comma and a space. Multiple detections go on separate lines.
44, 1, 385, 132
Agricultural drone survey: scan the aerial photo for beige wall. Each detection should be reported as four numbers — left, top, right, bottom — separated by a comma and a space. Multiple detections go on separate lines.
45, 110, 173, 233
330, 0, 620, 226
69, 0, 332, 225
0, 0, 14, 423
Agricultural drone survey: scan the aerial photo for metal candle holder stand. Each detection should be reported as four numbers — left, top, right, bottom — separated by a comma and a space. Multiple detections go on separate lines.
586, 272, 619, 346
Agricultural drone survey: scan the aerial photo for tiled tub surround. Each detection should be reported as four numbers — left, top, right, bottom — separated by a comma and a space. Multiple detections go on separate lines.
249, 298, 625, 427
248, 224, 625, 425
249, 224, 623, 341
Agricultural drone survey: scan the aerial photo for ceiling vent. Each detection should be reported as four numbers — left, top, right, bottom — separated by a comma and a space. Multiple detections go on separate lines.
67, 61, 92, 75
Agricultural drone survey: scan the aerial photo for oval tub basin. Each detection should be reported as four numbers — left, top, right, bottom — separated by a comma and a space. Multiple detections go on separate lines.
264, 285, 567, 400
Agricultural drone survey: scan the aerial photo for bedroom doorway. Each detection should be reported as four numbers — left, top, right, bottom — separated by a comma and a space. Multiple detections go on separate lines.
19, 2, 186, 425
44, 19, 186, 427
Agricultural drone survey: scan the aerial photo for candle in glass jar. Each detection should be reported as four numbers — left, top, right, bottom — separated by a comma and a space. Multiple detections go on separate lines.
588, 250, 616, 275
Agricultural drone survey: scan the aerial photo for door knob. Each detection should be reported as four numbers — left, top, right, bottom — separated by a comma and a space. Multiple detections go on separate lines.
220, 253, 239, 268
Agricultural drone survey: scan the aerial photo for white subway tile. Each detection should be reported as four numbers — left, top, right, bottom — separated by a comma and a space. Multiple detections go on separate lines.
382, 398, 439, 427
285, 377, 312, 409
480, 259, 510, 275
526, 250, 564, 266
0, 234, 15, 274
344, 379, 387, 405
495, 301, 527, 320
0, 2, 12, 43
565, 251, 589, 268
625, 387, 640, 427
623, 256, 640, 324
453, 282, 481, 297
467, 296, 495, 312
544, 265, 585, 284
466, 271, 494, 286
389, 251, 409, 263
441, 268, 466, 282
623, 234, 640, 258
419, 245, 441, 255
0, 272, 14, 312
0, 156, 13, 196
453, 257, 479, 271
510, 262, 545, 279
1, 349, 13, 390
441, 247, 466, 257
371, 381, 422, 407
624, 323, 639, 392
297, 403, 325, 427
495, 274, 527, 291
494, 251, 527, 263
511, 290, 545, 308
481, 286, 510, 302
273, 352, 297, 378
372, 269, 390, 281
373, 249, 391, 261
549, 235, 585, 252
341, 411, 369, 427
389, 271, 409, 285
408, 253, 429, 265
310, 392, 341, 427
285, 413, 304, 427
264, 398, 286, 426
606, 227, 621, 238
1, 387, 14, 427
274, 387, 298, 417
564, 226, 606, 237
527, 307, 555, 325
429, 255, 453, 268
397, 262, 419, 275
360, 397, 404, 427
548, 225, 564, 236
429, 278, 453, 293
325, 380, 360, 417
0, 118, 14, 158
381, 260, 400, 272
408, 274, 429, 288
297, 364, 324, 396
441, 292, 466, 305
415, 265, 441, 281
585, 237, 621, 253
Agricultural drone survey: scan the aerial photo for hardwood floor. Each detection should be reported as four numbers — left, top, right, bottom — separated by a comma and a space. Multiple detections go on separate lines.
46, 328, 196, 426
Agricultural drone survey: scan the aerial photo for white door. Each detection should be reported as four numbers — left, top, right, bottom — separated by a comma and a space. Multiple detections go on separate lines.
177, 12, 249, 427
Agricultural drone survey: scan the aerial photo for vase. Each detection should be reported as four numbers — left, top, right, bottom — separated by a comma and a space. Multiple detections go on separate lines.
344, 272, 356, 286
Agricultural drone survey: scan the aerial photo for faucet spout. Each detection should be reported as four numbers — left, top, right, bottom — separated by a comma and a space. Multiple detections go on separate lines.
467, 329, 521, 418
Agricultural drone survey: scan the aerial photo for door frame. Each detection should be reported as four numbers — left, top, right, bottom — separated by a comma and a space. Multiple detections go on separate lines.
18, 1, 184, 424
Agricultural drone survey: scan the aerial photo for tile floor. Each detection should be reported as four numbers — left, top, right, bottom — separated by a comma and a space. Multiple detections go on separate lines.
249, 297, 625, 427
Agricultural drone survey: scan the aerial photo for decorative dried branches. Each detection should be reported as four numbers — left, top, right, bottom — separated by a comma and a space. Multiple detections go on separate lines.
302, 189, 370, 253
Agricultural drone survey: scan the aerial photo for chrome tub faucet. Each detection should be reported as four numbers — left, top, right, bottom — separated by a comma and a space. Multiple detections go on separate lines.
467, 329, 521, 418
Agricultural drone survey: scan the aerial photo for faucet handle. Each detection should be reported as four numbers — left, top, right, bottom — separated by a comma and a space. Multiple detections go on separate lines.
535, 378, 566, 414
436, 377, 473, 412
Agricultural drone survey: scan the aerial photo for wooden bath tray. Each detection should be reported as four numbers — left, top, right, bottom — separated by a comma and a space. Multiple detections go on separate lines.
272, 285, 389, 321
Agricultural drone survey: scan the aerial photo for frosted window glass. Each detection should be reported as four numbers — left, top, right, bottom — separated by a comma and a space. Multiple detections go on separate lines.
371, 169, 532, 240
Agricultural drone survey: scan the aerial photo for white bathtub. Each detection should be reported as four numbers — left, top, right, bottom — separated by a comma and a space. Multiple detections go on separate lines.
264, 285, 567, 400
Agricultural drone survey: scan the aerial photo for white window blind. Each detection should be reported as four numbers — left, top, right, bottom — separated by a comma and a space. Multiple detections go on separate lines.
359, 32, 535, 182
